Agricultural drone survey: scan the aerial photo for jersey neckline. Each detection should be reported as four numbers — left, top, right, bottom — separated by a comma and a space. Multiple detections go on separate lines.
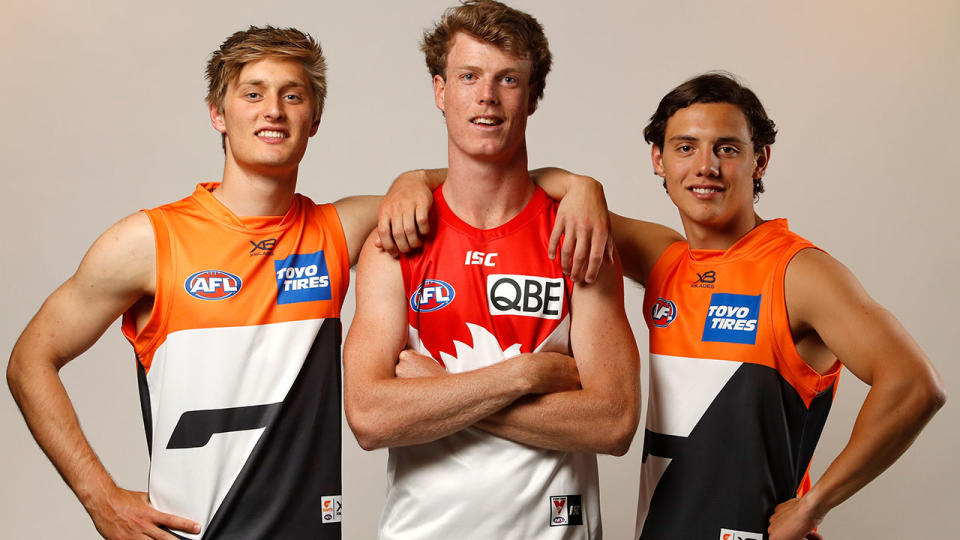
191, 182, 302, 234
686, 218, 789, 264
434, 184, 551, 242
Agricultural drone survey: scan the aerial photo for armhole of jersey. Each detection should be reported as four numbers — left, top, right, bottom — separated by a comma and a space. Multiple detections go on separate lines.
642, 240, 687, 315
120, 208, 173, 372
316, 202, 351, 308
769, 244, 842, 406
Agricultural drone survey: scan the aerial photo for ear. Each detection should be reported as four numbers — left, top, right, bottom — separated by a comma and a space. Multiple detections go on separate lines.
753, 145, 771, 179
527, 84, 538, 116
310, 116, 321, 137
651, 144, 666, 177
209, 102, 226, 134
433, 74, 446, 112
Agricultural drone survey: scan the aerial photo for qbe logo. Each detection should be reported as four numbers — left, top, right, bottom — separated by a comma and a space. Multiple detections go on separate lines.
274, 250, 332, 305
702, 293, 762, 345
184, 270, 242, 300
719, 528, 762, 540
321, 495, 342, 524
487, 274, 564, 319
410, 279, 455, 312
549, 495, 583, 527
650, 297, 677, 327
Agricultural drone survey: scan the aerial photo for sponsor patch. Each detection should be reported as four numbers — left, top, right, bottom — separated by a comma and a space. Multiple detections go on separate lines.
321, 495, 342, 524
650, 297, 677, 327
184, 270, 242, 300
720, 527, 762, 540
249, 238, 277, 256
692, 269, 716, 289
487, 274, 564, 319
549, 495, 583, 527
274, 250, 332, 305
410, 279, 455, 312
702, 293, 761, 344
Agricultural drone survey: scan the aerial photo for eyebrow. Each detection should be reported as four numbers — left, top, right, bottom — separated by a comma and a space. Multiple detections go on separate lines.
236, 79, 307, 89
667, 135, 748, 145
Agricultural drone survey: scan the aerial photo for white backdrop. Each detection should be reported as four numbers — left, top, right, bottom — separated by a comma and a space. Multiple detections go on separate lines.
2, 1, 957, 538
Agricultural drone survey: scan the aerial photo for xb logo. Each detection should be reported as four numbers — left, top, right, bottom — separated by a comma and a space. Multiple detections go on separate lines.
650, 298, 677, 328
249, 238, 277, 255
692, 270, 716, 288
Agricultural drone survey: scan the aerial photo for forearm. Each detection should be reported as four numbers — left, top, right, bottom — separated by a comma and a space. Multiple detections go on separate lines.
7, 352, 117, 512
476, 383, 638, 455
347, 358, 529, 450
803, 370, 945, 516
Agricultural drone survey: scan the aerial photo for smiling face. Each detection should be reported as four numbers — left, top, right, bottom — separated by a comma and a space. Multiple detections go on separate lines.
209, 56, 319, 178
653, 102, 770, 244
433, 32, 535, 164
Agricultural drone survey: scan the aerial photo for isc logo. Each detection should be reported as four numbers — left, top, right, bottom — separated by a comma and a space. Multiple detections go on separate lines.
464, 250, 497, 267
184, 270, 242, 300
410, 279, 455, 312
487, 274, 564, 319
650, 297, 677, 327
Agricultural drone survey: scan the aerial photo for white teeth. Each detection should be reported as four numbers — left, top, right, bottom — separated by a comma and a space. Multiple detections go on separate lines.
257, 130, 286, 138
472, 117, 499, 125
692, 187, 720, 194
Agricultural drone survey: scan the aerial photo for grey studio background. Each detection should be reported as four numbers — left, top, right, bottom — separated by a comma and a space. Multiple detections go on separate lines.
2, 0, 957, 538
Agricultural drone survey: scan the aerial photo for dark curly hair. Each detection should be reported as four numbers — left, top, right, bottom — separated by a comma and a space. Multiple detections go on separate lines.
643, 71, 776, 197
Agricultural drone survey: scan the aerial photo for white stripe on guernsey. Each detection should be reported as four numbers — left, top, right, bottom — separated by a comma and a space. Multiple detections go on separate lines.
646, 353, 740, 437
145, 318, 323, 539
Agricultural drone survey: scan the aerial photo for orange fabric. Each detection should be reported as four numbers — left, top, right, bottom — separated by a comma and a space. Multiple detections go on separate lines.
121, 183, 349, 371
643, 219, 841, 408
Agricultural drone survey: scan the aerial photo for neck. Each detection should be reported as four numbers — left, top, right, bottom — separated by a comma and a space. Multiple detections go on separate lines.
214, 155, 298, 217
683, 212, 765, 250
443, 143, 534, 229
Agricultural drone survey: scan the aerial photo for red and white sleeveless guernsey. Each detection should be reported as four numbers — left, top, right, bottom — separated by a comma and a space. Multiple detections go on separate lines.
381, 186, 601, 539
121, 183, 349, 539
636, 219, 841, 540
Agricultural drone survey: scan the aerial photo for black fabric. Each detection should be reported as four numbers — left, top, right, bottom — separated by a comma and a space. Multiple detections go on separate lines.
639, 362, 833, 540
200, 318, 343, 539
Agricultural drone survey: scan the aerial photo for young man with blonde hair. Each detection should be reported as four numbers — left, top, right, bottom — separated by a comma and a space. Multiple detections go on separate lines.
344, 2, 639, 538
6, 25, 440, 539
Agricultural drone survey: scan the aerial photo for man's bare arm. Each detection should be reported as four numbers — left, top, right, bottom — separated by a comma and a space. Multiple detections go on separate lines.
382, 168, 616, 283
6, 213, 200, 539
767, 248, 946, 540
529, 168, 682, 285
343, 233, 580, 450
609, 212, 683, 286
473, 250, 641, 455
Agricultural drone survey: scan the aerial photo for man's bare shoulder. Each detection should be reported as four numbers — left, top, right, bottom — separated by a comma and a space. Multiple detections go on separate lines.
74, 211, 156, 298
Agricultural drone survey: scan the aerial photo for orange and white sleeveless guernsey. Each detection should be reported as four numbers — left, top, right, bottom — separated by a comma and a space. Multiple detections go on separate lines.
635, 219, 841, 540
382, 186, 601, 540
121, 183, 349, 539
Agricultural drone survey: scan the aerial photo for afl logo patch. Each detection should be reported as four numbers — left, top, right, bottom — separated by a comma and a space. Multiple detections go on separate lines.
651, 297, 677, 327
184, 270, 242, 300
410, 279, 455, 312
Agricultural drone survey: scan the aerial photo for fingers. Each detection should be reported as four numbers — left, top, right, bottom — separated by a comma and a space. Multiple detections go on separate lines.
569, 229, 590, 283
548, 216, 565, 260
153, 510, 201, 536
376, 213, 398, 257
583, 227, 608, 284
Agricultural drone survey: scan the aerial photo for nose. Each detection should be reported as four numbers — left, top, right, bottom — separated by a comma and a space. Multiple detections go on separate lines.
262, 93, 284, 120
479, 79, 499, 105
696, 148, 720, 177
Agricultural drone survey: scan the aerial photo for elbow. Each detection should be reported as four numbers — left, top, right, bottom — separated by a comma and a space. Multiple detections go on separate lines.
344, 405, 390, 451
598, 400, 640, 457
919, 375, 947, 419
6, 349, 27, 404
